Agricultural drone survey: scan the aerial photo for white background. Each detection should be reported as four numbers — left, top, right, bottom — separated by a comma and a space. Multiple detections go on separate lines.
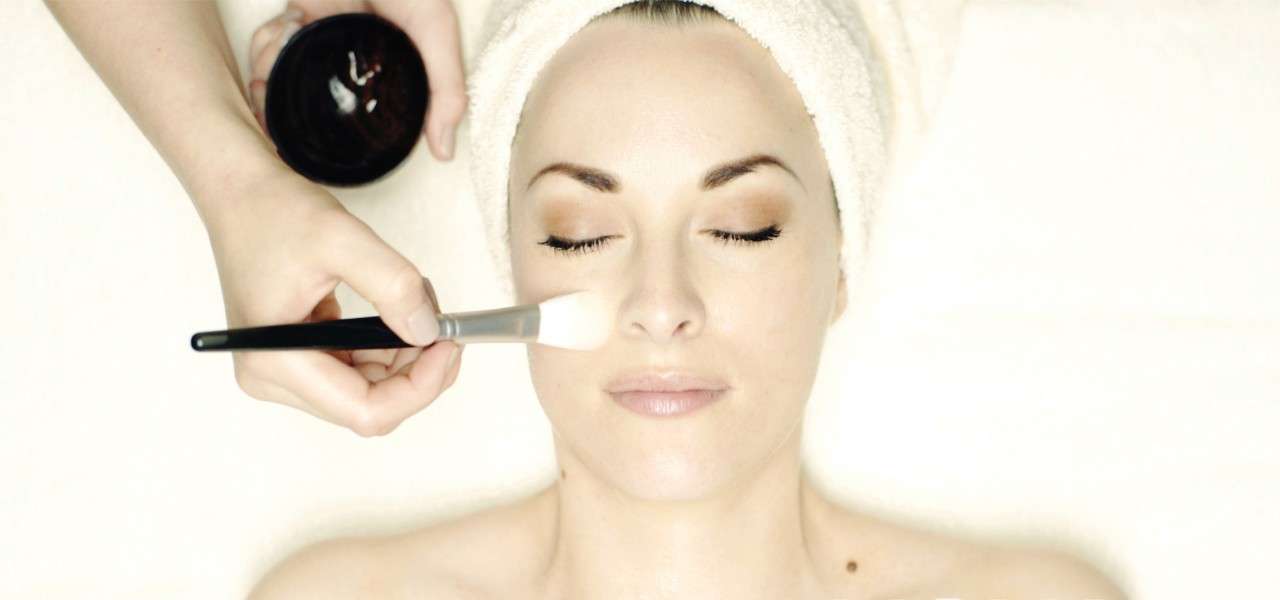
2, 1, 1277, 598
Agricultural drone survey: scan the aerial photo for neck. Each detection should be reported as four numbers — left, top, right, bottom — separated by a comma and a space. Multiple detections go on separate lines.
531, 423, 835, 599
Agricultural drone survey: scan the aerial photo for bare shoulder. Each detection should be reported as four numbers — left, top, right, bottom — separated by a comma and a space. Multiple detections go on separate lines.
247, 491, 550, 600
392, 490, 554, 594
948, 544, 1130, 600
241, 534, 437, 596
811, 500, 1126, 600
245, 533, 477, 600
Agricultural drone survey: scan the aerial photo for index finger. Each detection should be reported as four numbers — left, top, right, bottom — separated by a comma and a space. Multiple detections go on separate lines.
267, 339, 460, 436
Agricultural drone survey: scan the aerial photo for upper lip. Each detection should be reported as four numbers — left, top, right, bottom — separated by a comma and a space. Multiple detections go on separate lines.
606, 370, 730, 393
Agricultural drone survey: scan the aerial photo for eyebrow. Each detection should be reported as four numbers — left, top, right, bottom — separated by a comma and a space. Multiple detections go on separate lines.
525, 153, 804, 194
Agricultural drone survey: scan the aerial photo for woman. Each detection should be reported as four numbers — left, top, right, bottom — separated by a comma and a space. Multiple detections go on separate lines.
251, 2, 1128, 598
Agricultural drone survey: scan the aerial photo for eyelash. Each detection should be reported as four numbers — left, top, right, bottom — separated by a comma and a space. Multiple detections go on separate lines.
539, 225, 783, 256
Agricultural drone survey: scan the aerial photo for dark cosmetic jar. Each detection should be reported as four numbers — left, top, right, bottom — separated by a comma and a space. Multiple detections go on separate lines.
264, 13, 429, 187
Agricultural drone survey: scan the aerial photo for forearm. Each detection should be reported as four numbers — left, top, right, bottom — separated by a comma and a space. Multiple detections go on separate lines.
45, 0, 286, 227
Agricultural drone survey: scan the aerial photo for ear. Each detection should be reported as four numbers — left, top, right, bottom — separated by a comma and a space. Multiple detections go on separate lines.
830, 265, 848, 325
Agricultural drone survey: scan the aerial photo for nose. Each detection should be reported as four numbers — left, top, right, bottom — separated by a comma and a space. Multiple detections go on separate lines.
616, 242, 706, 344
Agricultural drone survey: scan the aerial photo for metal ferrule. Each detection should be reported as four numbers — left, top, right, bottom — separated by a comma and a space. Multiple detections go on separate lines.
435, 303, 540, 344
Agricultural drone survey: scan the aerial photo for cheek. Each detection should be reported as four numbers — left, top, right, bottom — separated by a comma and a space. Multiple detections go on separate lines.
716, 258, 819, 354
711, 250, 832, 409
525, 343, 613, 440
526, 347, 556, 395
526, 345, 579, 410
509, 220, 550, 305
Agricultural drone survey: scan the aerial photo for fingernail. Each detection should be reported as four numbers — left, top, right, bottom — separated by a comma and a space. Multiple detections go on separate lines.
283, 7, 303, 21
407, 304, 440, 346
447, 345, 462, 370
438, 124, 455, 160
422, 276, 439, 310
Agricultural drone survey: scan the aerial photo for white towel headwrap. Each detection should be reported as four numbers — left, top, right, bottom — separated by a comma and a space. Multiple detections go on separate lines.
466, 0, 934, 305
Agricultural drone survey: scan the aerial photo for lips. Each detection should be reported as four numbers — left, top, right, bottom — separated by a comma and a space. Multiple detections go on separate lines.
605, 370, 730, 418
605, 370, 730, 394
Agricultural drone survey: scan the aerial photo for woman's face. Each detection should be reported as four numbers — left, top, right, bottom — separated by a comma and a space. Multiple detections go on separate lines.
508, 16, 847, 500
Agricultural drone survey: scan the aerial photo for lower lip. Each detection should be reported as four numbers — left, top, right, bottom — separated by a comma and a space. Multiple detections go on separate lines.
608, 389, 725, 417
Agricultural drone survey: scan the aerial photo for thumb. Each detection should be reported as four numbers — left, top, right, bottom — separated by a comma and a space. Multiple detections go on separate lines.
369, 0, 467, 160
322, 216, 440, 347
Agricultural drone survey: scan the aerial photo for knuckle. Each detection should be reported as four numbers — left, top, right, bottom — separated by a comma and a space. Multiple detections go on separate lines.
430, 91, 469, 121
382, 262, 426, 305
414, 0, 454, 21
252, 48, 280, 81
233, 362, 263, 398
250, 24, 279, 53
348, 408, 394, 438
436, 89, 468, 109
451, 92, 471, 115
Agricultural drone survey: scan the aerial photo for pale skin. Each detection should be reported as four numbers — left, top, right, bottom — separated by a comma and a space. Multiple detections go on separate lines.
46, 0, 470, 438
250, 15, 1129, 600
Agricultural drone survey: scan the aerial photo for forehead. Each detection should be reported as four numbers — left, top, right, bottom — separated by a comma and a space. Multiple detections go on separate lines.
513, 18, 815, 180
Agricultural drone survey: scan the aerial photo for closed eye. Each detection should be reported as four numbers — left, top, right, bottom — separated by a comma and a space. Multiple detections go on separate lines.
539, 225, 783, 256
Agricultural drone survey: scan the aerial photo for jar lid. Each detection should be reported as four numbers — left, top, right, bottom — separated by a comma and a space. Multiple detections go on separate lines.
264, 13, 428, 187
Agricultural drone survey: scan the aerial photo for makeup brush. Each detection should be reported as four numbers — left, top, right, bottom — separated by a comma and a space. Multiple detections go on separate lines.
190, 290, 609, 352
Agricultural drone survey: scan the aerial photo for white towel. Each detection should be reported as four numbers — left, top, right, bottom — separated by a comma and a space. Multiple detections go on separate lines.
465, 0, 960, 304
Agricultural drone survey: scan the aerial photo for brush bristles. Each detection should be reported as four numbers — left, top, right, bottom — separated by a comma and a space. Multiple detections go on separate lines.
536, 290, 610, 350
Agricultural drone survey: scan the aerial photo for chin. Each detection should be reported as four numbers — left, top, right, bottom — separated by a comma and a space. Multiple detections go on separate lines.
537, 365, 805, 501
613, 461, 737, 502
576, 430, 753, 502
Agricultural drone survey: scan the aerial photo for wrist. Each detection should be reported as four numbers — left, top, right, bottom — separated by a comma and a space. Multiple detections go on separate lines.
180, 102, 297, 229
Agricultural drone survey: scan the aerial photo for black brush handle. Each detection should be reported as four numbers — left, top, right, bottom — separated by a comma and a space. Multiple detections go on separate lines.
190, 316, 417, 351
